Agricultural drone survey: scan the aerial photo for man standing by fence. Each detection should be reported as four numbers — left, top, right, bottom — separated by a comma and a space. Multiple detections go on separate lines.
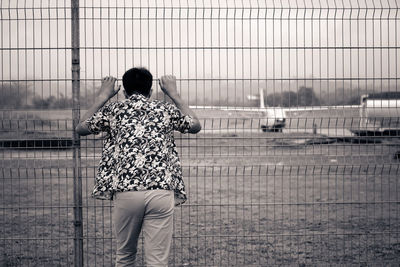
76, 68, 201, 266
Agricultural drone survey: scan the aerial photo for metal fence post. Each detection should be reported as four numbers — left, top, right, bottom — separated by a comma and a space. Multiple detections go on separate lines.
71, 0, 83, 266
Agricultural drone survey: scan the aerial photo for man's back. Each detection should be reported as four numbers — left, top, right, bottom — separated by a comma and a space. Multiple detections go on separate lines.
87, 93, 193, 204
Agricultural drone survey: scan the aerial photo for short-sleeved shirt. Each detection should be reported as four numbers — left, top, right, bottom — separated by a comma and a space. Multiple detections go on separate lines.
86, 93, 193, 205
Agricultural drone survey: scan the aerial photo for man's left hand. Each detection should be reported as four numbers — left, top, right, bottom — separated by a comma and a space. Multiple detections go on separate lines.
100, 76, 120, 99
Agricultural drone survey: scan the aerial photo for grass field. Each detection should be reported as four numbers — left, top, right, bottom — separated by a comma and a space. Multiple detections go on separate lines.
1, 108, 400, 266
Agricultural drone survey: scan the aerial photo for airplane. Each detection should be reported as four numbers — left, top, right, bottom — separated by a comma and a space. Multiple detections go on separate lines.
189, 88, 287, 132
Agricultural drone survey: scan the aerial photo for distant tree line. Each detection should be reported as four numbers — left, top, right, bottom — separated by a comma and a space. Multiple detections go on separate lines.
0, 82, 96, 109
367, 92, 400, 100
264, 86, 364, 107
0, 82, 31, 108
2, 82, 396, 109
265, 87, 321, 107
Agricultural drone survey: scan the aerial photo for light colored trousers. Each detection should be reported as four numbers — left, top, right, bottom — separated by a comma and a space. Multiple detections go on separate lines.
113, 189, 175, 267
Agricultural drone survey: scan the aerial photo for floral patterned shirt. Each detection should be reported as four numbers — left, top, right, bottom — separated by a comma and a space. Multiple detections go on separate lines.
85, 93, 193, 205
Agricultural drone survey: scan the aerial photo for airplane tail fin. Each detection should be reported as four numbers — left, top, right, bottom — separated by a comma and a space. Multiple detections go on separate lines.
259, 88, 265, 109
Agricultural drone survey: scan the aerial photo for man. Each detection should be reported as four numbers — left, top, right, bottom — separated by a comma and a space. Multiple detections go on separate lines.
76, 67, 201, 266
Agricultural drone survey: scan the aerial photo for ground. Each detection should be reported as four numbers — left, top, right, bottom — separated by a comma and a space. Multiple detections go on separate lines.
1, 108, 400, 266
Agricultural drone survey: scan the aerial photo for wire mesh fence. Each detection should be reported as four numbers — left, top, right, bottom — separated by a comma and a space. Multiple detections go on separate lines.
1, 0, 399, 266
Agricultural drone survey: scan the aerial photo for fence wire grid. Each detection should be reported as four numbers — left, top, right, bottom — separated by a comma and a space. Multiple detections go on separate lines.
1, 0, 400, 266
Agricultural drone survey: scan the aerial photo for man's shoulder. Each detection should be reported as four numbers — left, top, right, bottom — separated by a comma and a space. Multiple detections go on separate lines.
107, 97, 174, 113
98, 100, 131, 117
149, 98, 178, 109
104, 100, 122, 108
150, 98, 172, 108
137, 97, 174, 111
108, 98, 142, 109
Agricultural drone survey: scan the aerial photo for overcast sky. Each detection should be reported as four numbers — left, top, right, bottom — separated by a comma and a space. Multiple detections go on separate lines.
1, 0, 399, 100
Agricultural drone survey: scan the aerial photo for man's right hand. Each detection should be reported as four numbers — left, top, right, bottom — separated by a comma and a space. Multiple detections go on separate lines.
159, 75, 179, 97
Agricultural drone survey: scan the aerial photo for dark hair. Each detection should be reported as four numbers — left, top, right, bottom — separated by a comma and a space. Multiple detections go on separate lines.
122, 67, 153, 96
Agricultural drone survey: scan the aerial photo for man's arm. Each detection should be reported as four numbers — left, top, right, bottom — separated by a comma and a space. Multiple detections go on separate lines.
75, 76, 120, 136
159, 75, 201, 134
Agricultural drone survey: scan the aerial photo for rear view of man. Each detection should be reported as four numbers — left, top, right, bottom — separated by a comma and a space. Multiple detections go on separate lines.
76, 67, 201, 266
